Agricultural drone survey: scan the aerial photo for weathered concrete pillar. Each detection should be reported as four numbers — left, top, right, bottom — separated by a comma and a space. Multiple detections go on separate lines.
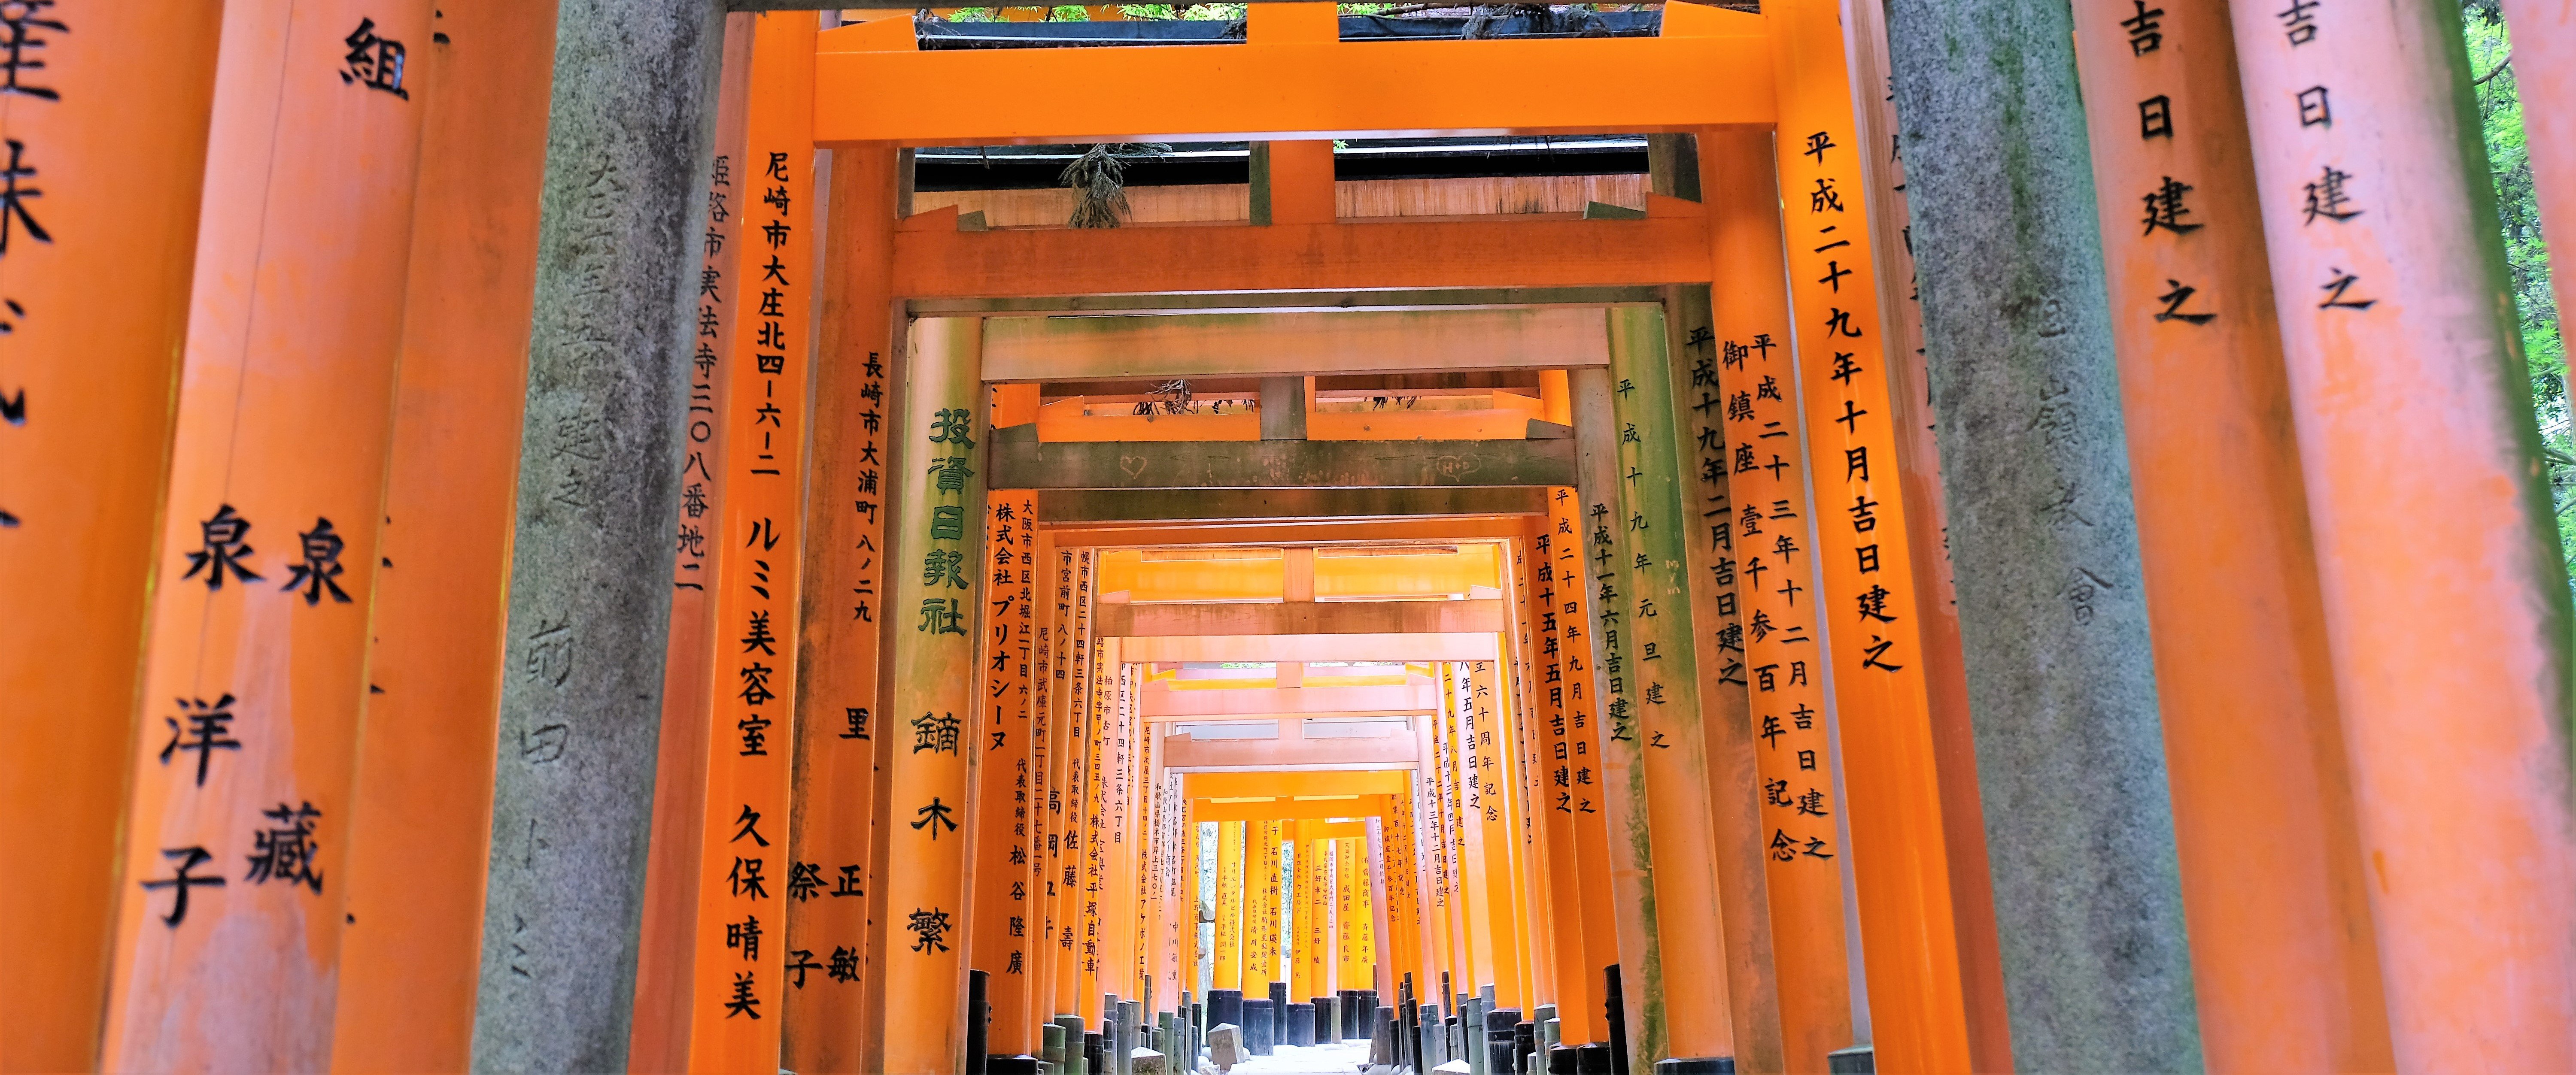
471, 0, 728, 1069
1881, 0, 2202, 1067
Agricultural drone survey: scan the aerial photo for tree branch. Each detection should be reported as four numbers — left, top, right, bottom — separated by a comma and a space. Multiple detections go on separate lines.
2476, 52, 2513, 85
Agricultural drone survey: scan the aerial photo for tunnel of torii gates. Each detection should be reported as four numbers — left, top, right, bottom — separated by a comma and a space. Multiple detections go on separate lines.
10, 0, 2576, 1072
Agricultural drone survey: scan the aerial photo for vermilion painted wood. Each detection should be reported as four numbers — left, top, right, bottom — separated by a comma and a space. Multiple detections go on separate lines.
0, 3, 220, 1069
632, 18, 755, 1070
330, 0, 558, 1067
2067, 2, 2396, 1068
1697, 128, 1855, 1075
686, 14, 817, 1070
780, 142, 901, 1074
874, 315, 991, 1072
2227, 1, 2576, 1065
100, 0, 437, 1067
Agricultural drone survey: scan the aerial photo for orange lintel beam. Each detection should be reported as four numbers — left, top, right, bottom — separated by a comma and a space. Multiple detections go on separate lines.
1097, 599, 1504, 638
1194, 796, 1393, 825
813, 21, 1774, 146
1044, 518, 1536, 548
891, 215, 1713, 299
1142, 682, 1434, 721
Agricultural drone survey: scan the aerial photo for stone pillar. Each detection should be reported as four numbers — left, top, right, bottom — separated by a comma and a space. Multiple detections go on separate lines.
1881, 0, 2201, 1067
471, 0, 727, 1069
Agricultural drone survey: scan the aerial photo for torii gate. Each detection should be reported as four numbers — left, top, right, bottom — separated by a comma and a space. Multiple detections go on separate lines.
11, 1, 2574, 1074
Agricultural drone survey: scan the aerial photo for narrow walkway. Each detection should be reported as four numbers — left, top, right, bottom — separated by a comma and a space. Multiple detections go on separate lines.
1215, 1040, 1373, 1075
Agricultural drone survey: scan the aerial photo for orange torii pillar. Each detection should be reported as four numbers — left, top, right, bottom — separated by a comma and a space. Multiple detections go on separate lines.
684, 15, 817, 1067
1572, 309, 1741, 1069
0, 3, 220, 1070
1551, 487, 1624, 1054
632, 20, 754, 1069
874, 315, 988, 1073
100, 0, 435, 1067
1425, 664, 1469, 1001
1689, 0, 2017, 1066
1030, 545, 1075, 1036
968, 481, 1040, 1062
1337, 836, 1361, 998
2229, 1, 2576, 1063
1464, 659, 1532, 1012
1052, 550, 1099, 1026
2066, 2, 2393, 1068
1077, 636, 1118, 1025
332, 0, 559, 1067
1499, 548, 1563, 1017
1179, 801, 1203, 1007
1360, 823, 1386, 997
1441, 663, 1494, 1001
1215, 820, 1246, 996
1249, 819, 1286, 999
1296, 833, 1330, 1004
1519, 518, 1599, 1047
1694, 130, 1857, 1073
785, 133, 904, 1075
1821, 15, 2007, 1061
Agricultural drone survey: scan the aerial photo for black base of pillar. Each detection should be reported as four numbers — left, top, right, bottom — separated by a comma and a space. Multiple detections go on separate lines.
1827, 1046, 1875, 1074
1285, 1002, 1316, 1047
986, 1056, 1043, 1075
1208, 988, 1243, 1033
1548, 1045, 1581, 1074
1310, 996, 1337, 1043
1575, 1042, 1615, 1075
1242, 999, 1275, 1056
1653, 1058, 1737, 1075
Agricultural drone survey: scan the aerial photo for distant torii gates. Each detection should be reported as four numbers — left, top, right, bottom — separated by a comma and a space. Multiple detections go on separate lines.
16, 2, 2575, 1075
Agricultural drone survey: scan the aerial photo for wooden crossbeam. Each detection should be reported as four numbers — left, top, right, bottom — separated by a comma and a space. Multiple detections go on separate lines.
1098, 598, 1504, 637
892, 214, 1713, 298
989, 427, 1575, 489
1036, 488, 1544, 524
814, 19, 1773, 145
1121, 633, 1498, 662
907, 285, 1662, 318
1188, 770, 1410, 799
1192, 797, 1394, 824
1045, 517, 1536, 547
981, 308, 1607, 382
1142, 683, 1436, 721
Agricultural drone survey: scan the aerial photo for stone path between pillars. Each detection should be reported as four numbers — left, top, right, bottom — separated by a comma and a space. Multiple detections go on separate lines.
1212, 1039, 1373, 1075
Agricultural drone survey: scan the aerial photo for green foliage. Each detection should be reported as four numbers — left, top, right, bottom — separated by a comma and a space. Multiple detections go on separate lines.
2464, 10, 2576, 572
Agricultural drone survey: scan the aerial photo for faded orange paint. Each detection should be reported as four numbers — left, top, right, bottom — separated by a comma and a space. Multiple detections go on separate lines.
686, 13, 817, 1070
968, 488, 1039, 1053
875, 315, 990, 1073
782, 142, 902, 1072
100, 0, 437, 1067
2068, 3, 2396, 1069
2227, 2, 2576, 1065
0, 3, 220, 1069
330, 0, 558, 1068
633, 17, 756, 1070
1696, 127, 1853, 1075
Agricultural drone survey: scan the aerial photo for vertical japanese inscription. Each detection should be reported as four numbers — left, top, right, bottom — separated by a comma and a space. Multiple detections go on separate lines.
692, 36, 814, 1062
879, 316, 986, 1071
